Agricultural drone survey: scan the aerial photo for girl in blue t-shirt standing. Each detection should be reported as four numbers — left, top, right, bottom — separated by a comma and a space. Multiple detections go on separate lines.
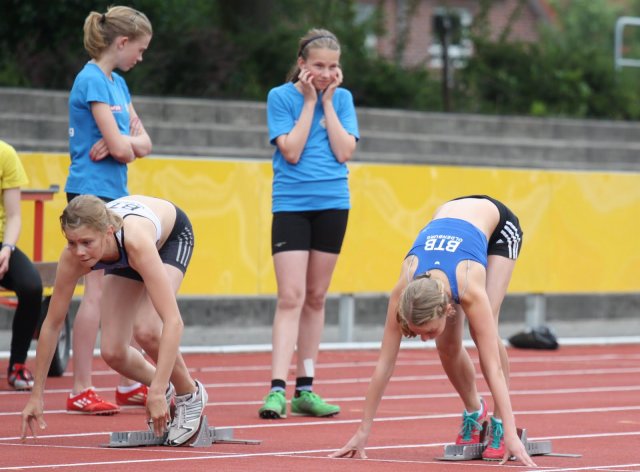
259, 28, 359, 420
64, 6, 153, 415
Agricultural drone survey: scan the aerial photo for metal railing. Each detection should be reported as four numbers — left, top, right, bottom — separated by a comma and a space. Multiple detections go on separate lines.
614, 16, 640, 70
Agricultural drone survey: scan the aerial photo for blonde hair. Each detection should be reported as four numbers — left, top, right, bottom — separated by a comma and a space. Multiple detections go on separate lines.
286, 28, 341, 82
396, 275, 450, 337
83, 6, 152, 59
60, 195, 122, 234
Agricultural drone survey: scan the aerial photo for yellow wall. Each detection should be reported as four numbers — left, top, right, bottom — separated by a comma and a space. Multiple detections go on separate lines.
18, 153, 640, 295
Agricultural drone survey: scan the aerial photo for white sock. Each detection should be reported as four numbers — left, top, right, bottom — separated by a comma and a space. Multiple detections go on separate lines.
465, 398, 484, 416
116, 382, 143, 393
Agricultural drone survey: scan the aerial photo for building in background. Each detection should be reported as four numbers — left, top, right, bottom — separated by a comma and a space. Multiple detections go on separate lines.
357, 0, 555, 68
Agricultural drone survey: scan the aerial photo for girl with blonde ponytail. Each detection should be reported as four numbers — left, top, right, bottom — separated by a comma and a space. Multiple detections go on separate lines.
64, 5, 154, 416
331, 195, 535, 467
22, 195, 208, 447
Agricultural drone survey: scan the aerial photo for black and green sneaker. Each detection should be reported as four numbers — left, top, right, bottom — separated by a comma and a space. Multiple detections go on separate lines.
259, 391, 287, 419
290, 391, 340, 417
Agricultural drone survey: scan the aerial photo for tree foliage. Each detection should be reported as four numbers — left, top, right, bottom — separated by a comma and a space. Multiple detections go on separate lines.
456, 0, 640, 119
1, 0, 640, 119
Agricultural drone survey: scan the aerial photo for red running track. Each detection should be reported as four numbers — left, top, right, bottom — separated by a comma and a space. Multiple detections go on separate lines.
1, 343, 639, 471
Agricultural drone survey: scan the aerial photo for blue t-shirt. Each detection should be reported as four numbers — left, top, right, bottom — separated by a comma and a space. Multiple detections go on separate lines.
66, 62, 131, 200
267, 82, 359, 212
406, 218, 488, 303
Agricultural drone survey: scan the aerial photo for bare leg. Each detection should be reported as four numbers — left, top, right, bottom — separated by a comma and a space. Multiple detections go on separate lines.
118, 338, 145, 388
71, 270, 103, 394
72, 270, 146, 394
484, 255, 516, 419
100, 267, 197, 396
99, 276, 154, 386
435, 306, 482, 412
132, 281, 194, 394
270, 251, 308, 382
295, 250, 340, 377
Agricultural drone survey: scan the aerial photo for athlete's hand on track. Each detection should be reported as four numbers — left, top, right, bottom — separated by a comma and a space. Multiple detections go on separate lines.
21, 397, 47, 441
329, 429, 369, 459
502, 434, 537, 466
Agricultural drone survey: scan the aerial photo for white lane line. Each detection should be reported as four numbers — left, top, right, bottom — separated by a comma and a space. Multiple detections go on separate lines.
2, 336, 640, 361
2, 351, 637, 383
0, 431, 638, 471
2, 365, 639, 399
2, 384, 640, 416
2, 408, 639, 440
524, 464, 640, 472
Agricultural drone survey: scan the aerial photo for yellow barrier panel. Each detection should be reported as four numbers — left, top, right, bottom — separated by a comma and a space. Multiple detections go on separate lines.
18, 153, 640, 295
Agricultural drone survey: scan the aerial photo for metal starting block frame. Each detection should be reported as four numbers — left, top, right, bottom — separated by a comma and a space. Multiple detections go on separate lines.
436, 428, 556, 461
105, 416, 261, 448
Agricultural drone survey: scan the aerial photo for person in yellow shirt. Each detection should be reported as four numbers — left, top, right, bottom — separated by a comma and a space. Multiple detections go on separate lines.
0, 140, 43, 390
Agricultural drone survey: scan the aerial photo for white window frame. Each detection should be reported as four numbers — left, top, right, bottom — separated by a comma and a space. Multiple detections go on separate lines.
428, 7, 473, 69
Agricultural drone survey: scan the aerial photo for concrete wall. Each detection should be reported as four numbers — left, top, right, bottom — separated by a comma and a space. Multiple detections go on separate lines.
1, 87, 639, 330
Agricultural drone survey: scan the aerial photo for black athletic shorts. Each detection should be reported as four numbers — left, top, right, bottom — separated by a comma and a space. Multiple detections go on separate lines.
271, 209, 349, 255
106, 205, 195, 281
453, 195, 523, 259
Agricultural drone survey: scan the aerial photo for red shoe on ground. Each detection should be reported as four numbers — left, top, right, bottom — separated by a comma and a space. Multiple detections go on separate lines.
66, 388, 120, 415
482, 416, 506, 460
455, 397, 488, 445
8, 363, 34, 390
115, 383, 148, 406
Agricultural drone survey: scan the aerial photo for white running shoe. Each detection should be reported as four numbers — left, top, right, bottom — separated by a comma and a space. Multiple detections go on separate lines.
166, 380, 207, 446
165, 382, 175, 413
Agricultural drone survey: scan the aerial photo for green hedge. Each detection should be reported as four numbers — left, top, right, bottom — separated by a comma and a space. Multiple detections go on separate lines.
2, 0, 640, 119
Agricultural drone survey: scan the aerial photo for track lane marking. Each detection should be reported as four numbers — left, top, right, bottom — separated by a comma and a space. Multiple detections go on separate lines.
0, 431, 638, 470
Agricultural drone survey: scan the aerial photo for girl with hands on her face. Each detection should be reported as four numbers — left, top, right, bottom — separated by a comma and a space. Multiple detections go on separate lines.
258, 29, 359, 421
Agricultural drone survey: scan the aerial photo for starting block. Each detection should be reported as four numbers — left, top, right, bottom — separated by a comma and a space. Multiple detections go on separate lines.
436, 428, 554, 461
105, 416, 261, 448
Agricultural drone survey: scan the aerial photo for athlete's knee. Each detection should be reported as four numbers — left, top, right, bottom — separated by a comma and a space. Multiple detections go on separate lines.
303, 288, 327, 312
100, 342, 128, 370
133, 323, 161, 353
276, 287, 305, 312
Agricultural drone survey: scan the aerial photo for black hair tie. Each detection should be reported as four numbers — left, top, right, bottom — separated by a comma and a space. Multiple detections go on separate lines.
298, 35, 333, 56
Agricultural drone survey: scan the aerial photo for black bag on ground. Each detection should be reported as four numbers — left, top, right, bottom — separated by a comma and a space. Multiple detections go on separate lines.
508, 325, 559, 350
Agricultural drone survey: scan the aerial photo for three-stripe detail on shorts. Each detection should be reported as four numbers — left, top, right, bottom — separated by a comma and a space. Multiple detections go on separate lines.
175, 226, 194, 267
500, 221, 521, 259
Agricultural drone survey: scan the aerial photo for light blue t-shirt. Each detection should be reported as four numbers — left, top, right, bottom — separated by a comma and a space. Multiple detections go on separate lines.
267, 82, 359, 212
66, 62, 131, 200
